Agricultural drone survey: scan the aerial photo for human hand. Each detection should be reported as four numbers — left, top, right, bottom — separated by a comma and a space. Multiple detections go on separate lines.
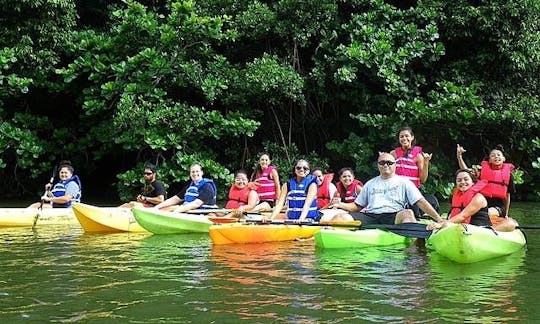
41, 195, 51, 202
45, 183, 52, 191
423, 152, 432, 162
427, 221, 446, 231
456, 144, 466, 157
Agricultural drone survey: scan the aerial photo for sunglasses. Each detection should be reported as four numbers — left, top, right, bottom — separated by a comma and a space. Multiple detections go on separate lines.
377, 160, 395, 166
295, 166, 309, 171
143, 172, 154, 175
234, 178, 247, 183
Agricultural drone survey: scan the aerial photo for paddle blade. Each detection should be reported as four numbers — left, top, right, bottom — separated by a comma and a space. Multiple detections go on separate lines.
362, 223, 432, 238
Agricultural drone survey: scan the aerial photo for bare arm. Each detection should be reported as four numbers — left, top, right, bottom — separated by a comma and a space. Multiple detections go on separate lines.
238, 190, 260, 212
299, 183, 318, 221
271, 169, 281, 199
416, 198, 444, 222
270, 183, 288, 220
331, 201, 362, 213
155, 195, 182, 209
141, 194, 164, 206
449, 194, 487, 223
504, 193, 511, 218
456, 144, 469, 169
418, 153, 432, 184
173, 199, 203, 213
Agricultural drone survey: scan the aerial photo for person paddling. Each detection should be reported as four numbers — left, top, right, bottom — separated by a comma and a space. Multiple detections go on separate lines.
28, 160, 82, 209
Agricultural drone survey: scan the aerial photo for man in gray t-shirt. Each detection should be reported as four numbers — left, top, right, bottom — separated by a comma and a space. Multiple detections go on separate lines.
332, 153, 443, 225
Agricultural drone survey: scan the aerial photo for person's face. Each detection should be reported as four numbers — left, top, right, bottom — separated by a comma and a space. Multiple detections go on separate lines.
294, 161, 310, 178
455, 171, 474, 192
312, 170, 324, 185
143, 169, 155, 182
377, 154, 396, 178
398, 130, 414, 149
58, 167, 73, 181
259, 154, 270, 168
190, 165, 203, 182
488, 149, 505, 166
233, 173, 248, 189
339, 171, 354, 186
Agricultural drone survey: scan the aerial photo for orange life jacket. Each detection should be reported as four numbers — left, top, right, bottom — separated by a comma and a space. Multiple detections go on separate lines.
450, 180, 488, 224
225, 185, 253, 209
479, 161, 514, 199
317, 173, 334, 209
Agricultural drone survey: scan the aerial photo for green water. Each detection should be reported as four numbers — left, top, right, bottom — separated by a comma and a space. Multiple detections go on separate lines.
1, 203, 539, 322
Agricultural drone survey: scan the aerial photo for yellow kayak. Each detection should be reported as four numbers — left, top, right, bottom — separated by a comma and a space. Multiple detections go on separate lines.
0, 207, 78, 227
209, 222, 322, 244
72, 203, 147, 233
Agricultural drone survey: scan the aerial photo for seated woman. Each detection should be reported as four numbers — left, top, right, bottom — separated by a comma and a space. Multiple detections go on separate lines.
319, 167, 362, 221
29, 160, 82, 209
428, 169, 518, 231
312, 168, 336, 209
154, 163, 217, 213
270, 159, 318, 221
223, 169, 259, 217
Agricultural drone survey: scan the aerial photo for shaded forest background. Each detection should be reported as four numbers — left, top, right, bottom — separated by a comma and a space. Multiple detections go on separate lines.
1, 0, 539, 203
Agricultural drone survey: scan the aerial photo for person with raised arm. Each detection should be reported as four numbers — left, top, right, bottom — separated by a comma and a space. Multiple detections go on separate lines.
456, 144, 515, 219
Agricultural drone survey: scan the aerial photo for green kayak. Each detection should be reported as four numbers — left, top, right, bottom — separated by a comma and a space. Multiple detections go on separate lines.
132, 207, 213, 234
427, 223, 526, 263
314, 227, 411, 249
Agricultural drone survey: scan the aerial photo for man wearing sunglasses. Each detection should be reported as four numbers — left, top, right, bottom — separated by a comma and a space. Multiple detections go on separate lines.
330, 153, 443, 225
136, 164, 166, 207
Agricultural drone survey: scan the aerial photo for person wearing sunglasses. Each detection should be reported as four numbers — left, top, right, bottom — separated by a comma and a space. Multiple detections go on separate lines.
329, 153, 444, 225
119, 164, 166, 208
154, 163, 218, 212
390, 126, 439, 218
270, 159, 318, 221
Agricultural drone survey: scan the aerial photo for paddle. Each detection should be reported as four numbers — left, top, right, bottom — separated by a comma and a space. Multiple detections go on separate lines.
361, 223, 433, 238
517, 225, 540, 230
34, 165, 57, 227
186, 208, 234, 214
239, 218, 362, 228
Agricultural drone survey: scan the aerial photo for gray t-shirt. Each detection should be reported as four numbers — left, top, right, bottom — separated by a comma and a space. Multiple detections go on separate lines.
354, 174, 422, 214
65, 181, 81, 200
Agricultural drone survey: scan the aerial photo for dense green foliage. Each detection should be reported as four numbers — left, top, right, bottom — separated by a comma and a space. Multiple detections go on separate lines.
1, 0, 538, 202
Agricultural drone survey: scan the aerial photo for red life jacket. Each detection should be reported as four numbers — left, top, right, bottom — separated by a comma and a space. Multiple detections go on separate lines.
225, 185, 253, 209
336, 179, 363, 203
317, 173, 334, 209
479, 161, 514, 199
395, 146, 422, 188
450, 180, 488, 224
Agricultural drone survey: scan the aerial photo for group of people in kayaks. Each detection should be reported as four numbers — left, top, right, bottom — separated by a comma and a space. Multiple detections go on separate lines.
30, 126, 519, 232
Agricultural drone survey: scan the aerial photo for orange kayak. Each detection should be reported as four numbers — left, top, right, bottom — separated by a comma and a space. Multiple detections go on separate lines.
209, 222, 322, 244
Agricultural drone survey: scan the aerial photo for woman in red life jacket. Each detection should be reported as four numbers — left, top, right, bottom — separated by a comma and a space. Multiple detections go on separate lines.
250, 153, 281, 211
390, 126, 439, 218
333, 167, 363, 204
224, 169, 259, 217
457, 144, 515, 219
428, 169, 518, 231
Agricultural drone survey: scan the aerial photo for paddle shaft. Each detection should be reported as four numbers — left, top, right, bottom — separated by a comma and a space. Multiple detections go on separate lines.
362, 223, 433, 238
35, 166, 57, 227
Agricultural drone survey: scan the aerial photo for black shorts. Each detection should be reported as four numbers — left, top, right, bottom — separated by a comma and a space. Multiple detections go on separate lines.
350, 212, 397, 225
261, 200, 275, 208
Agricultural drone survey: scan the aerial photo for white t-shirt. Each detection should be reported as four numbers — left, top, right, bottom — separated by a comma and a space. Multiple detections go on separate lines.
354, 174, 422, 214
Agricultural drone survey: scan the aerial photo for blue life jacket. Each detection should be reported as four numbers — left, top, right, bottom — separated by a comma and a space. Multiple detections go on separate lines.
184, 178, 217, 208
51, 175, 82, 208
286, 175, 318, 219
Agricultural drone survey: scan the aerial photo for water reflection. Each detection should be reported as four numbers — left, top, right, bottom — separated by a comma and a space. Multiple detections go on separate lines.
428, 249, 526, 322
